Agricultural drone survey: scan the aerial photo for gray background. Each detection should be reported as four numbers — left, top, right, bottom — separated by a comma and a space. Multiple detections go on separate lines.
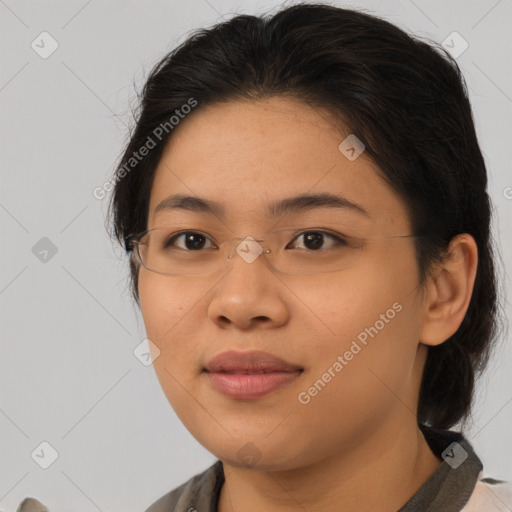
1, 0, 511, 511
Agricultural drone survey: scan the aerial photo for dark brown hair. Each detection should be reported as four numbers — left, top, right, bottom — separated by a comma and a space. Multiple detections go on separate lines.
107, 3, 503, 429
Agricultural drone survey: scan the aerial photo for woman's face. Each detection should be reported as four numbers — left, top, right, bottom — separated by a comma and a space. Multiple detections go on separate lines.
139, 96, 428, 470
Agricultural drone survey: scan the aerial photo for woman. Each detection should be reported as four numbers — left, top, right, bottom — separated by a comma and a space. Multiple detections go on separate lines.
102, 3, 510, 511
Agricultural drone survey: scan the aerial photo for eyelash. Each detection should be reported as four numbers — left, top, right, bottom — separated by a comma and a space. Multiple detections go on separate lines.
164, 229, 348, 251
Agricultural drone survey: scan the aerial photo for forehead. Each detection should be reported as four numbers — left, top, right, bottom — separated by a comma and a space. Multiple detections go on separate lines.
147, 97, 410, 232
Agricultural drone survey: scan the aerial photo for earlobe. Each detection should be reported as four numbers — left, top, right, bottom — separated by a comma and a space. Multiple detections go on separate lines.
419, 234, 478, 347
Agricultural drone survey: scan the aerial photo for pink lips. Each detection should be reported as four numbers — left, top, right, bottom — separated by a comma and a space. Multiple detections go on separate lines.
203, 350, 303, 400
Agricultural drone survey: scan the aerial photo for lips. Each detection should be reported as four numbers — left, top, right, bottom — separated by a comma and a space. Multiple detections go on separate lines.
203, 350, 303, 399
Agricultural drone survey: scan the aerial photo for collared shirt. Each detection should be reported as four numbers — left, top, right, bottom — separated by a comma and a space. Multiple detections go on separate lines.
143, 426, 512, 512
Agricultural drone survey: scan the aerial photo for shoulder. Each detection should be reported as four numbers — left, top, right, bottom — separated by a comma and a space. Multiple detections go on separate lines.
15, 498, 48, 512
145, 460, 224, 512
461, 474, 512, 511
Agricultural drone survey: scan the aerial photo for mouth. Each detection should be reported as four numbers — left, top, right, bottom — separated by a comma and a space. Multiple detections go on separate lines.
203, 350, 304, 400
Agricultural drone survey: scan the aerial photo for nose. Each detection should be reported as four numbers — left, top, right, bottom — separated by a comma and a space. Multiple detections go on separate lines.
207, 241, 290, 330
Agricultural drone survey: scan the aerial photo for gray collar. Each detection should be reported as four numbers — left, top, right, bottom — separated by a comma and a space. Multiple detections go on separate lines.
398, 425, 483, 511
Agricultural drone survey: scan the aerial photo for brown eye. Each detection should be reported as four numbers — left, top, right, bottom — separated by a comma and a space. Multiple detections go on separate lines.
164, 232, 215, 251
288, 231, 347, 251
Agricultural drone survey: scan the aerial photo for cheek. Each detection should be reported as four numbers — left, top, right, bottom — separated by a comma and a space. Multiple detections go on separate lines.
138, 271, 200, 361
291, 276, 422, 451
295, 248, 422, 394
138, 272, 207, 421
294, 250, 418, 345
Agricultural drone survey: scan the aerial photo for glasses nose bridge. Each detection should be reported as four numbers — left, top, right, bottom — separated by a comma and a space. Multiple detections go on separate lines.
225, 232, 273, 263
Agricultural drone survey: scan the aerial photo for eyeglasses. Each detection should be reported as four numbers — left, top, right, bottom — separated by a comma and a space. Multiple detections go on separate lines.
125, 224, 423, 277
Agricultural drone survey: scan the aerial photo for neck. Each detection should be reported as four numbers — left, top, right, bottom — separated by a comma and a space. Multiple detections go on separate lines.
218, 419, 441, 512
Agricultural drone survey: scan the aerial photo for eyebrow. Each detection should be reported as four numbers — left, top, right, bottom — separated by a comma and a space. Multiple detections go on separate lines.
153, 192, 370, 219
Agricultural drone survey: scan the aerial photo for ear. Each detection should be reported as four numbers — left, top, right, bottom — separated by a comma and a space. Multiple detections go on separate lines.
419, 234, 478, 347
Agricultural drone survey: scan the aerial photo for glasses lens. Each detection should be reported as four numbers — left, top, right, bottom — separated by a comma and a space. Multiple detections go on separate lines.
137, 227, 223, 276
266, 229, 363, 275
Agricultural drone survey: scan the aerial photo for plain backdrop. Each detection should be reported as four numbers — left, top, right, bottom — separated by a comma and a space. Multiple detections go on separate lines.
1, 1, 511, 511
